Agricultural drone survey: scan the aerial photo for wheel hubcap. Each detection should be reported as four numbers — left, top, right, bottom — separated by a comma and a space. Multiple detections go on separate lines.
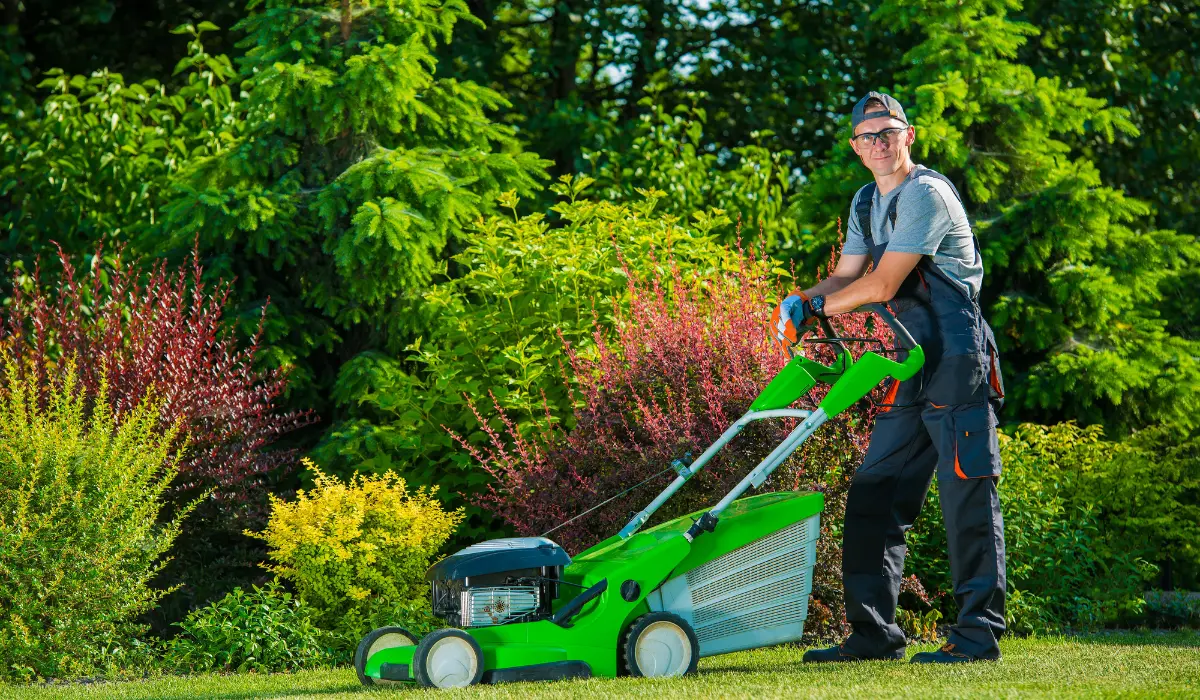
427, 637, 478, 688
635, 621, 692, 678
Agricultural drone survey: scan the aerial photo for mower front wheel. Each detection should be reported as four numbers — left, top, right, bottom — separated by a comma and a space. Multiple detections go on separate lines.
412, 628, 485, 689
623, 612, 699, 679
354, 626, 418, 687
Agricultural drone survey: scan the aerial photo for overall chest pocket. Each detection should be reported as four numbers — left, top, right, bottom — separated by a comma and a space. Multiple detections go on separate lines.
947, 404, 1001, 479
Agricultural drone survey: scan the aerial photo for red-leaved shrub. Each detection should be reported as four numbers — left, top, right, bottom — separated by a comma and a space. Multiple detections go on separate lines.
1, 247, 312, 511
458, 235, 891, 640
0, 246, 314, 627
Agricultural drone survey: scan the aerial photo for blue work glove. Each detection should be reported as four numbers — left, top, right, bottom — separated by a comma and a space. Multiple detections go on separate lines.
788, 293, 827, 325
772, 291, 820, 347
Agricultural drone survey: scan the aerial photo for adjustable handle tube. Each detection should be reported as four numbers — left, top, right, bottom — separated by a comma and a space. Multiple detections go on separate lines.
684, 409, 828, 542
859, 302, 917, 350
619, 408, 813, 539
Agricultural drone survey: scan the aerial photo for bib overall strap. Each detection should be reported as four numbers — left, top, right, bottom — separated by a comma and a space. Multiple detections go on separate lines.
855, 182, 877, 246
853, 167, 1006, 410
879, 168, 986, 305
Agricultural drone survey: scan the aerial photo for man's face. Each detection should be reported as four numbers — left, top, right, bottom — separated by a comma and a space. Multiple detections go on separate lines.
849, 115, 915, 177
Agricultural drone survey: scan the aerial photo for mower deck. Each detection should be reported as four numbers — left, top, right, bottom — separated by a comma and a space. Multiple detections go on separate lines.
361, 490, 823, 684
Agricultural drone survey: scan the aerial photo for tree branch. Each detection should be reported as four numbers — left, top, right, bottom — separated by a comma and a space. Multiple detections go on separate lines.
498, 14, 555, 29
661, 10, 789, 70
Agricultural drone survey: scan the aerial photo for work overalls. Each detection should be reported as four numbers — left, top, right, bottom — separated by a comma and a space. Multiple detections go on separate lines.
841, 166, 1007, 660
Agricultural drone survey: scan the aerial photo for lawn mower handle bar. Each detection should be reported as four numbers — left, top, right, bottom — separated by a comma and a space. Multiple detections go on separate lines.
684, 408, 828, 541
794, 305, 913, 358
619, 305, 918, 541
618, 408, 814, 539
681, 306, 917, 540
859, 302, 917, 351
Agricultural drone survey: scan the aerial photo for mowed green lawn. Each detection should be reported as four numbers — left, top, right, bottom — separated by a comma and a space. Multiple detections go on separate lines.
11, 632, 1200, 699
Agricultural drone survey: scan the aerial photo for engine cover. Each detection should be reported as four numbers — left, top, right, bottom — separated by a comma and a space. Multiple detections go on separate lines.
426, 537, 570, 581
428, 537, 570, 627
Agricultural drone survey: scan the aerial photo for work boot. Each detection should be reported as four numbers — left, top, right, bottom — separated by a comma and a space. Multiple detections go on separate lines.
910, 642, 1001, 664
802, 644, 904, 663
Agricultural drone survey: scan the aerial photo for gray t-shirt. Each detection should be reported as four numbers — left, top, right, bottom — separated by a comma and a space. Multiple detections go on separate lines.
842, 168, 982, 299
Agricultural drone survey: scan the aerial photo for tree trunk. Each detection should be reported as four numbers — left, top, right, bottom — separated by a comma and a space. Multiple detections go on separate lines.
547, 0, 583, 175
622, 0, 664, 123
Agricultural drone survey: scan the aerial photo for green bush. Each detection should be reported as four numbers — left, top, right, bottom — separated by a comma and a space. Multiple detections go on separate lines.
1074, 423, 1200, 590
1143, 592, 1200, 629
585, 91, 798, 249
906, 423, 1152, 634
248, 460, 462, 653
313, 178, 732, 541
0, 24, 236, 265
0, 364, 191, 681
164, 582, 332, 673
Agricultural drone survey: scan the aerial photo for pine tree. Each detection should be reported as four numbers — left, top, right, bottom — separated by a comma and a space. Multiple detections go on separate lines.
791, 0, 1200, 433
157, 0, 549, 412
1016, 0, 1200, 340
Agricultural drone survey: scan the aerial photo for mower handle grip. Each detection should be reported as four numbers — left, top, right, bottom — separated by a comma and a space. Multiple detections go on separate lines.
858, 303, 917, 351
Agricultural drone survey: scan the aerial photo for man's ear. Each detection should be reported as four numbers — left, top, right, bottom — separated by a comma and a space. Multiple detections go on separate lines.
906, 126, 916, 147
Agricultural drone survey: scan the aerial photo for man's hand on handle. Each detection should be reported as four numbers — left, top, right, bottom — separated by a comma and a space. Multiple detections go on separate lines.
771, 291, 817, 350
774, 250, 923, 329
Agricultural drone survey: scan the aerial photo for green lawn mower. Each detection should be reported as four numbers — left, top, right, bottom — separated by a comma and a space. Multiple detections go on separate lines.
354, 303, 924, 689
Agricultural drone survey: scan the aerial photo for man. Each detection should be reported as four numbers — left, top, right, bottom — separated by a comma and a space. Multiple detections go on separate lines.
775, 92, 1007, 663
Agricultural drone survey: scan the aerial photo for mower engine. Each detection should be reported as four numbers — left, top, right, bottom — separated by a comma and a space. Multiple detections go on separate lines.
427, 537, 572, 628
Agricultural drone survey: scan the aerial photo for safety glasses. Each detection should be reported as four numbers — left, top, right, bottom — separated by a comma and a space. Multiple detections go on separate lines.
851, 127, 907, 149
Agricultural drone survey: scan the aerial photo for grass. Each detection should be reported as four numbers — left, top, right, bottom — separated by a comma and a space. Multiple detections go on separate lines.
9, 631, 1200, 699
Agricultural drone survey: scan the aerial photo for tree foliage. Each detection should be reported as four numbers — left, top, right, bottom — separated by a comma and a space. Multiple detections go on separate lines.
0, 25, 236, 269
4, 0, 244, 83
158, 0, 548, 414
1020, 1, 1200, 236
441, 0, 907, 201
585, 91, 797, 249
312, 179, 732, 540
1017, 0, 1200, 340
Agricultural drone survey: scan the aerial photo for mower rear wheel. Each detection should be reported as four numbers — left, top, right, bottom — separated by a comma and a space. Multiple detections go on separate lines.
354, 625, 418, 687
412, 628, 485, 689
623, 612, 699, 678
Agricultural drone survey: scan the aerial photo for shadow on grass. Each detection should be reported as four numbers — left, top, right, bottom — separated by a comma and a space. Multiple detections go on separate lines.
698, 658, 906, 676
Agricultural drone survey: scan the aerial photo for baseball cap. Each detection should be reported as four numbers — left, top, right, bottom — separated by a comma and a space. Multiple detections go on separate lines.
851, 91, 909, 130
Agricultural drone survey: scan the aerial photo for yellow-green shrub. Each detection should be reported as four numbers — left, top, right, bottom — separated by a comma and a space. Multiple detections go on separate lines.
0, 364, 191, 681
250, 459, 463, 647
